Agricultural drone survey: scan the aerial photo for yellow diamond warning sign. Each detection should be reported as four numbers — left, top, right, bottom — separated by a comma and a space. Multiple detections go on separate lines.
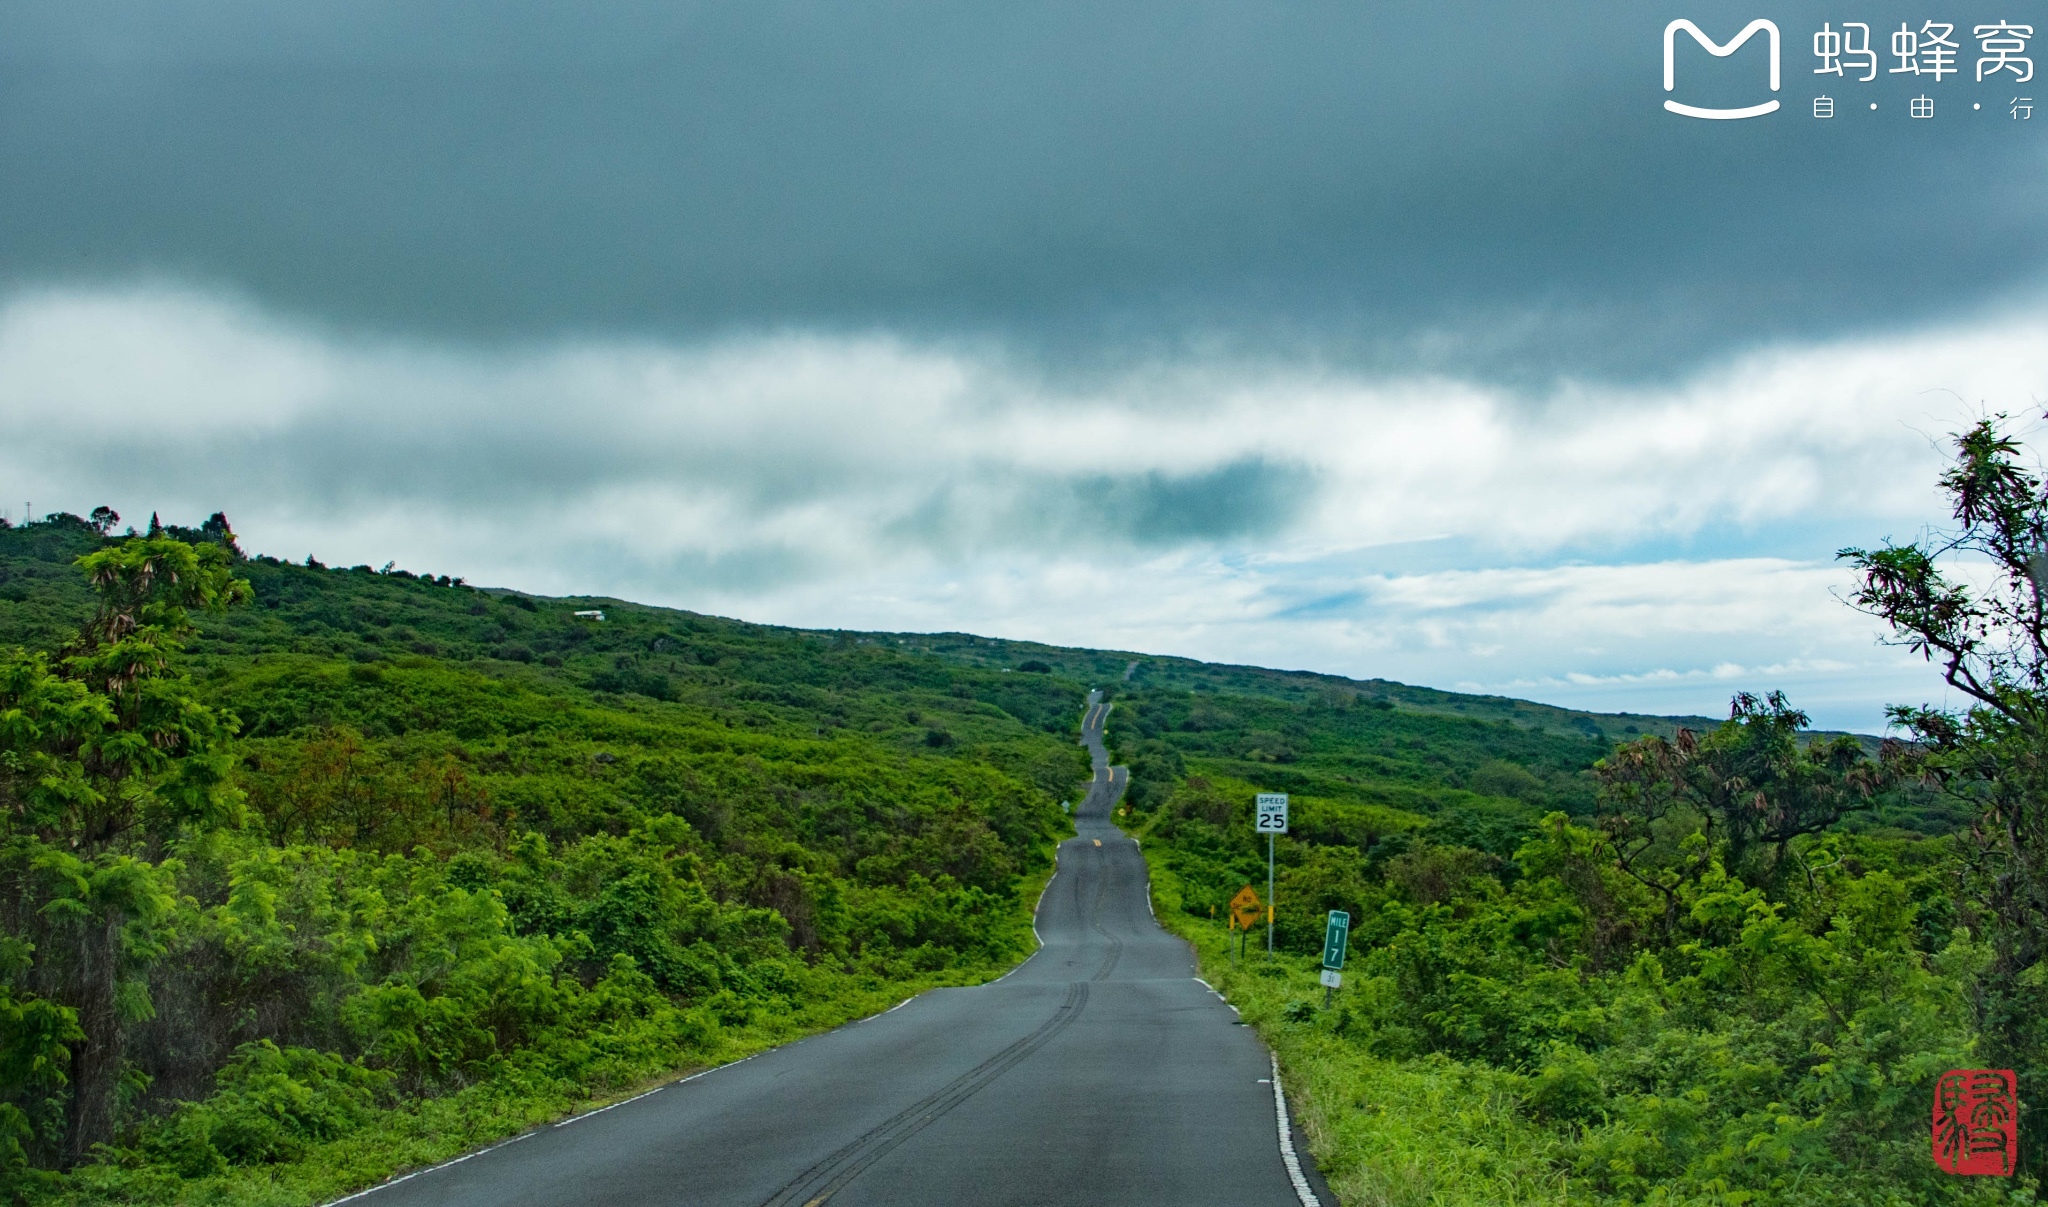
1229, 886, 1262, 932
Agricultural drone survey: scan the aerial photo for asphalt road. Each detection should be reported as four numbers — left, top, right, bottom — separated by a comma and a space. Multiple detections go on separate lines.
345, 691, 1325, 1207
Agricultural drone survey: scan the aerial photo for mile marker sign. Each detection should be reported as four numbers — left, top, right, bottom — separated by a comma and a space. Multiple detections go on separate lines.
1255, 794, 1289, 834
1321, 910, 1350, 970
1319, 910, 1351, 996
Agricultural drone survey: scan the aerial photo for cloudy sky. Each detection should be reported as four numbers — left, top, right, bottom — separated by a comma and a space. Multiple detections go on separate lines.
3, 0, 2045, 729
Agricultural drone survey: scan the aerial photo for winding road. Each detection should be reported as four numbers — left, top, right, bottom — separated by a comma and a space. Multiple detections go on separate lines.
344, 691, 1327, 1207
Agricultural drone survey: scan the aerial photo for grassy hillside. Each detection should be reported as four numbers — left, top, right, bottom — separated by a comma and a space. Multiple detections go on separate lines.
0, 510, 1991, 1207
0, 515, 1093, 1205
1112, 636, 2000, 1203
0, 514, 1709, 747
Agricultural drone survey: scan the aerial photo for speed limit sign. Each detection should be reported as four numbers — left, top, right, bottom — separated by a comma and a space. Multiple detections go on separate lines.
1255, 793, 1288, 834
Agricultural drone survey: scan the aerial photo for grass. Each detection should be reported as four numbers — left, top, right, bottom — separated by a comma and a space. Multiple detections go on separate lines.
78, 852, 1072, 1207
1140, 836, 1570, 1207
67, 928, 1048, 1207
5, 515, 1949, 1204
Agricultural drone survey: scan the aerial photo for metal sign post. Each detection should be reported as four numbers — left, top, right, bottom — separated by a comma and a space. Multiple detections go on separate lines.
1254, 794, 1287, 956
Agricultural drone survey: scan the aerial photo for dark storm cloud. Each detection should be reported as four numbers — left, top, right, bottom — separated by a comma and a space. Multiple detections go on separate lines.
1068, 459, 1304, 545
880, 456, 1310, 554
1, 312, 1310, 580
1, 0, 2043, 380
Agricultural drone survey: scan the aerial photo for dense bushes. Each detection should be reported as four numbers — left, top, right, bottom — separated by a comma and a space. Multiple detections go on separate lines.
1148, 782, 2008, 1203
1134, 630, 2036, 1199
1126, 471, 2040, 1201
0, 524, 1081, 1204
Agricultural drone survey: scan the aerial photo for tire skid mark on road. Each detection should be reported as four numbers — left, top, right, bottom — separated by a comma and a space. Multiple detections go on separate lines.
1085, 851, 1125, 982
1056, 841, 1092, 976
755, 981, 1091, 1207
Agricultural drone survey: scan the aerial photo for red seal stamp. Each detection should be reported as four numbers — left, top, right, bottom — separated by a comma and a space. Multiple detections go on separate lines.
1932, 1069, 2018, 1176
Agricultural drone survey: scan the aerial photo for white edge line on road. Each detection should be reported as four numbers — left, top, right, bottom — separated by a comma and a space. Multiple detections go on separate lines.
1030, 861, 1060, 949
674, 1052, 759, 1084
1271, 1053, 1323, 1207
319, 1050, 772, 1206
1189, 977, 1237, 1013
981, 852, 1067, 990
850, 994, 917, 1021
982, 862, 1060, 989
554, 1085, 662, 1128
982, 961, 1025, 988
320, 1130, 535, 1206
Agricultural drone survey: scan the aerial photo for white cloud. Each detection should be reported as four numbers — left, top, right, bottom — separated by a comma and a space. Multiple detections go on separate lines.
4, 283, 2042, 728
0, 286, 333, 434
747, 552, 1930, 728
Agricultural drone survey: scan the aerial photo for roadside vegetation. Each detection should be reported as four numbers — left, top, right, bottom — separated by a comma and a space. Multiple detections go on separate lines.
7, 419, 2043, 1206
0, 519, 1085, 1205
1135, 420, 2048, 1205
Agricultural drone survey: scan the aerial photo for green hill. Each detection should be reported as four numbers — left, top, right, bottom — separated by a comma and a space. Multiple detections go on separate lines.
0, 515, 1096, 1203
0, 511, 1986, 1207
1, 511, 1711, 745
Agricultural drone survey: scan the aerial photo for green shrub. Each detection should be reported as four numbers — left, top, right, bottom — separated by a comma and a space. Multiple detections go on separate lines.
143, 1043, 394, 1175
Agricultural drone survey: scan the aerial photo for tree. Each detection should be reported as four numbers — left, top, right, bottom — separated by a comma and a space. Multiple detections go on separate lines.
0, 985, 81, 1194
0, 532, 250, 1166
1593, 692, 1897, 934
1841, 415, 2048, 1173
198, 512, 242, 559
86, 508, 118, 537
